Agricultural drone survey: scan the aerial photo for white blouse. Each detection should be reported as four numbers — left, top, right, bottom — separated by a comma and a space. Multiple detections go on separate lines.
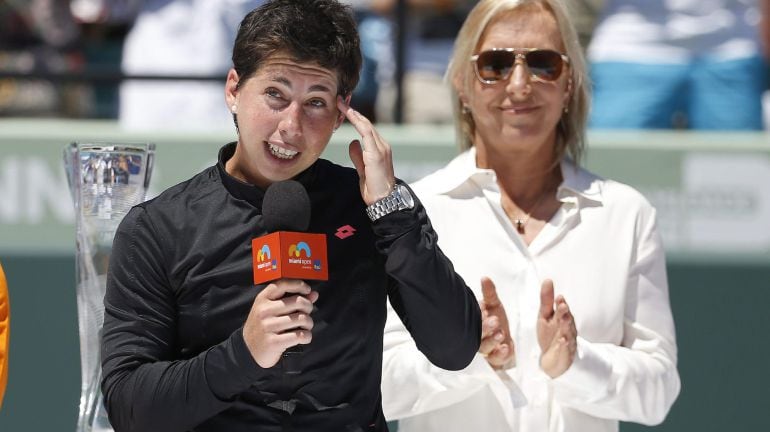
382, 148, 680, 432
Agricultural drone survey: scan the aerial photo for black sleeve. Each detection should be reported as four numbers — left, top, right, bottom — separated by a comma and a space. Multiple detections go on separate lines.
374, 184, 481, 371
100, 207, 269, 432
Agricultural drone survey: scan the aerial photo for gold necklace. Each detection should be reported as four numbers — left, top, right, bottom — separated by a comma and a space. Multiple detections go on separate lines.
512, 191, 548, 234
499, 161, 561, 235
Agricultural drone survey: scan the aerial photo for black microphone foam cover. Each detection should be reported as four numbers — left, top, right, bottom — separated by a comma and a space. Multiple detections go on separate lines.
262, 180, 311, 233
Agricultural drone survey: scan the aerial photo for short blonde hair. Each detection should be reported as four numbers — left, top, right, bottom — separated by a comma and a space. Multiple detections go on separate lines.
447, 0, 590, 163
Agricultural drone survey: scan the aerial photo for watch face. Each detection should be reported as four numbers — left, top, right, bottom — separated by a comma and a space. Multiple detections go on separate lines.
398, 184, 415, 209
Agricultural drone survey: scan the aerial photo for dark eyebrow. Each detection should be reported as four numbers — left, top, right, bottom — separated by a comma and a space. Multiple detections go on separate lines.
270, 76, 334, 94
271, 76, 291, 87
308, 84, 333, 93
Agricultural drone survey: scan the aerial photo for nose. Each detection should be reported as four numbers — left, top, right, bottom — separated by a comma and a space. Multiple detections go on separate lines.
278, 101, 303, 139
505, 59, 532, 98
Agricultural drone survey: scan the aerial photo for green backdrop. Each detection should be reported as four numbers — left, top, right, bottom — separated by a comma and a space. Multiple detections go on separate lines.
1, 120, 769, 431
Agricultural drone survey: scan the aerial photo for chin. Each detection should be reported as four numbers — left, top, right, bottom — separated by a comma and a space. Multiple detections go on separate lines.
501, 125, 542, 140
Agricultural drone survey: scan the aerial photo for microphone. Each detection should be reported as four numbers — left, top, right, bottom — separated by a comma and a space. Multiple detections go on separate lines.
253, 180, 328, 374
262, 179, 311, 233
254, 180, 328, 283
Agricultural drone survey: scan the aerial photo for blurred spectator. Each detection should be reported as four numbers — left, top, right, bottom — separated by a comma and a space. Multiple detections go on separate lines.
0, 0, 138, 119
118, 0, 264, 131
568, 0, 605, 49
71, 0, 139, 119
0, 0, 80, 117
345, 0, 395, 122
588, 0, 768, 130
361, 0, 475, 124
69, 0, 141, 24
402, 0, 474, 124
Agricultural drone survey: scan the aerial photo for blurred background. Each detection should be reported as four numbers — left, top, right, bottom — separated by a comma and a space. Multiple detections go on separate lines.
1, 0, 769, 431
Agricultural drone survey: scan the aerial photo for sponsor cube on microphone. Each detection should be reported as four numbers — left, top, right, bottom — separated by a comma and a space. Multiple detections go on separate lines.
252, 232, 328, 284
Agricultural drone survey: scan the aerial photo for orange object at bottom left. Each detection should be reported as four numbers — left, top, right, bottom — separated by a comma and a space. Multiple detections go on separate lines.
0, 261, 9, 410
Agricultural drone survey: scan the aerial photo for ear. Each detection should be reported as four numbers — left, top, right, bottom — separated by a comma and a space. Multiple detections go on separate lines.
225, 68, 240, 109
334, 94, 352, 129
452, 70, 471, 110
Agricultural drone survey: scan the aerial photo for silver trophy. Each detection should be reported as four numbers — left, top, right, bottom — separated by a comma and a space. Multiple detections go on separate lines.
64, 143, 155, 432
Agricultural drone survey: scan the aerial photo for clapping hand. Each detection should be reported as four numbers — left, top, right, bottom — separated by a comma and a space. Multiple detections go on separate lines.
479, 277, 515, 369
537, 279, 577, 378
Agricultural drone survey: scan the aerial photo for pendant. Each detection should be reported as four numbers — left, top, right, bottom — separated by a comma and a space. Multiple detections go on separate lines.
514, 219, 524, 233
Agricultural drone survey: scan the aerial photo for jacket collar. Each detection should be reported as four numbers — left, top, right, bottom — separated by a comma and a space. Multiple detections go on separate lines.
216, 142, 318, 209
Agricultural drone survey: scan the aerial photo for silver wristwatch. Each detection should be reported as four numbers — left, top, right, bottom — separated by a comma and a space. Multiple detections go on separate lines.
365, 184, 415, 222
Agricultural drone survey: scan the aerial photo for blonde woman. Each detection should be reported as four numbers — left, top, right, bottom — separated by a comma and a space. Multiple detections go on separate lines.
381, 0, 680, 431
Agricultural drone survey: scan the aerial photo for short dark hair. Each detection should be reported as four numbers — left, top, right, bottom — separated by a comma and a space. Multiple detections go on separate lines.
232, 0, 362, 96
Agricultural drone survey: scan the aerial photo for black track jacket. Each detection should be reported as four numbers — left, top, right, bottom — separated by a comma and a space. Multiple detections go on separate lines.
101, 143, 480, 432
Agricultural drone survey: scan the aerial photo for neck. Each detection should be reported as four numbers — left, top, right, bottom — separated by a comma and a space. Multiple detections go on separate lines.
474, 139, 562, 205
226, 144, 271, 189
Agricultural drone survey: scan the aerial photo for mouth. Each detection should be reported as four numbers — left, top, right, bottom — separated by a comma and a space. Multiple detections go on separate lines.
501, 105, 538, 114
267, 142, 299, 160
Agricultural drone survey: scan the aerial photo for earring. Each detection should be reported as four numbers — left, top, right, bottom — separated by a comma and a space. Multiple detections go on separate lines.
231, 105, 237, 113
461, 104, 471, 114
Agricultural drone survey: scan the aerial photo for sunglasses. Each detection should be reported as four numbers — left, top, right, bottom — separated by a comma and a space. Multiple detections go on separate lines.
470, 48, 570, 84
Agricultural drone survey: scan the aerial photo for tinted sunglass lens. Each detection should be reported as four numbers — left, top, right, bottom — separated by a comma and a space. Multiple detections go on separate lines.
526, 50, 563, 81
477, 51, 515, 82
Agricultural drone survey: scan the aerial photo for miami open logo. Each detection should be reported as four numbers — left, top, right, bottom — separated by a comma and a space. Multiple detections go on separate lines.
256, 244, 271, 262
255, 244, 277, 270
288, 241, 311, 258
288, 241, 323, 271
